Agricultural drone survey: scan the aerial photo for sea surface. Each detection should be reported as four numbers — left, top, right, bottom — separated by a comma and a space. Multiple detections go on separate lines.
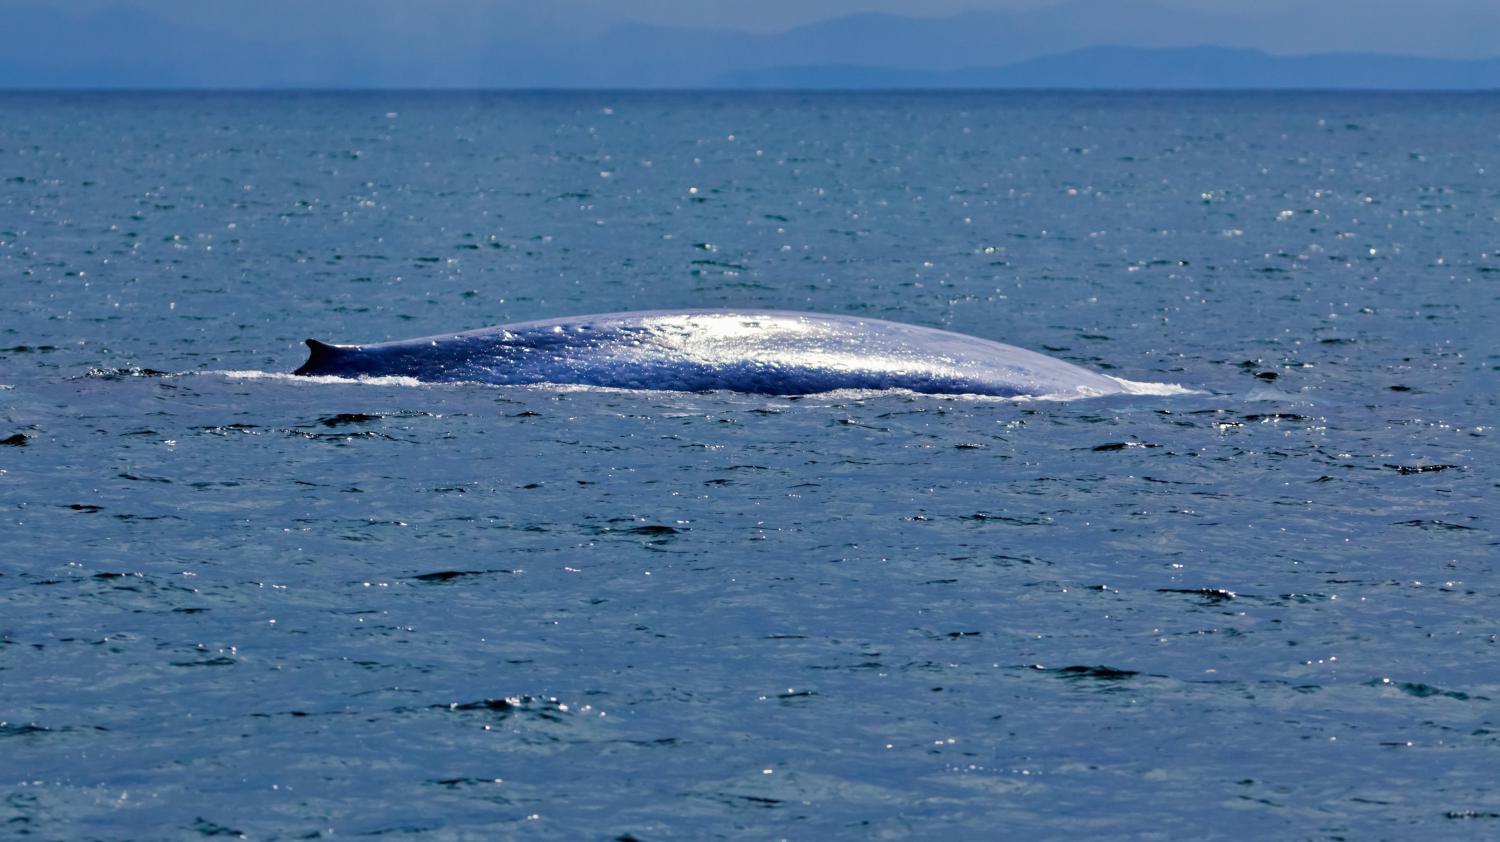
2, 91, 1497, 840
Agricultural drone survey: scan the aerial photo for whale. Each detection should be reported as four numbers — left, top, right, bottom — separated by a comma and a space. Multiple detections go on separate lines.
293, 309, 1144, 399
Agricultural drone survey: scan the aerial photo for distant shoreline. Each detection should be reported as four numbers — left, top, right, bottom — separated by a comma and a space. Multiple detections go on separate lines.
3, 87, 1498, 94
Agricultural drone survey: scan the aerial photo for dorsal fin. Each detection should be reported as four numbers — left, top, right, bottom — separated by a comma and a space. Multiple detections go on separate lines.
294, 339, 347, 376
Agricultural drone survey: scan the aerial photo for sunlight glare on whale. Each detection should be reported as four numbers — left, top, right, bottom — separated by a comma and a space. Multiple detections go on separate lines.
293, 309, 1191, 399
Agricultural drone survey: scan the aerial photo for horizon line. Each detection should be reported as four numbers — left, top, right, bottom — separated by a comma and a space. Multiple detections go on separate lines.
3, 86, 1499, 94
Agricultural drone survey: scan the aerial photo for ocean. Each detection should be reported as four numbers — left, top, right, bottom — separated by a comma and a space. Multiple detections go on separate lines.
2, 91, 1496, 839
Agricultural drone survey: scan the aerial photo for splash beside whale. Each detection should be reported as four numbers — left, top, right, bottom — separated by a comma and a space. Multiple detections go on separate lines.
294, 309, 1178, 399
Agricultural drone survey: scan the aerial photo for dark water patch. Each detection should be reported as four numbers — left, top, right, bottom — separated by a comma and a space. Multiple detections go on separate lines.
1, 345, 59, 353
992, 554, 1052, 566
319, 412, 383, 427
285, 429, 397, 441
1091, 441, 1159, 451
0, 722, 52, 737
726, 794, 784, 808
171, 656, 237, 667
1032, 664, 1140, 680
965, 513, 1051, 526
67, 503, 103, 512
1242, 413, 1309, 423
833, 418, 890, 431
118, 472, 171, 483
435, 696, 574, 722
1158, 587, 1238, 603
1369, 678, 1485, 701
1386, 464, 1459, 475
408, 569, 517, 583
432, 777, 508, 790
624, 524, 684, 536
590, 520, 687, 538
191, 817, 247, 838
410, 569, 483, 582
1393, 519, 1477, 531
809, 659, 885, 671
690, 258, 749, 272
613, 737, 681, 748
198, 423, 260, 435
1141, 476, 1199, 485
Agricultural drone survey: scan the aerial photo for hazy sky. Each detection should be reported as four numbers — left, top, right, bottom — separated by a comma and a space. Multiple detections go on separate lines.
6, 0, 1497, 88
26, 0, 1500, 37
569, 0, 1489, 33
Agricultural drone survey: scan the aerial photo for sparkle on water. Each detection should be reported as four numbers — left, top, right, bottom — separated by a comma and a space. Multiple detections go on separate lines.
1, 91, 1496, 839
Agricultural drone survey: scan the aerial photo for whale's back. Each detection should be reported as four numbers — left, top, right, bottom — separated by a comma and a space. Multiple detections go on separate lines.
295, 309, 1130, 398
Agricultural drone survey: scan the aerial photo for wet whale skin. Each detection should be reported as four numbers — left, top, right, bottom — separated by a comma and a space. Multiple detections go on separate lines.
295, 309, 1127, 398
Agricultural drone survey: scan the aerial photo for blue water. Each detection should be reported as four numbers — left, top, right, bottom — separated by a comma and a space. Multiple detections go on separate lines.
2, 91, 1497, 839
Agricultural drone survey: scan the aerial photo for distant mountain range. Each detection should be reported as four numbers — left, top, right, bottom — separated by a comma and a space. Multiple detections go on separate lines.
1, 0, 1497, 89
720, 47, 1500, 90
